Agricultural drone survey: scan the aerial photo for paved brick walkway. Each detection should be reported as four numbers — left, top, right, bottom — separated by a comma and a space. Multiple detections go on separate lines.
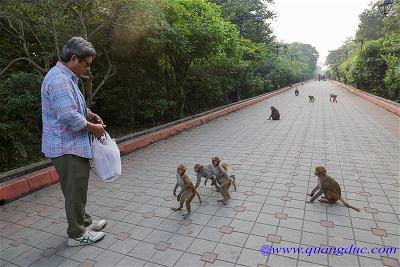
1, 81, 399, 267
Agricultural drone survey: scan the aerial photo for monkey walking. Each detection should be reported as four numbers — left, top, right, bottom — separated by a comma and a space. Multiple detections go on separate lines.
211, 156, 237, 204
295, 88, 299, 96
194, 164, 219, 191
307, 166, 360, 212
172, 165, 202, 218
308, 96, 315, 102
216, 175, 236, 204
268, 106, 280, 120
329, 94, 338, 103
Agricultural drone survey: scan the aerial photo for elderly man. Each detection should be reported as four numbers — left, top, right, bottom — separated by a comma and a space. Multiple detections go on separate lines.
41, 37, 106, 246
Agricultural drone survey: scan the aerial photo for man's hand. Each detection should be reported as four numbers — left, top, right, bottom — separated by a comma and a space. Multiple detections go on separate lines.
92, 123, 106, 138
84, 122, 105, 138
88, 111, 104, 125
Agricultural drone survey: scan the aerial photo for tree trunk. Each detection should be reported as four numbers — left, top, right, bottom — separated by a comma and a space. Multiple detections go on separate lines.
178, 78, 186, 118
128, 87, 135, 127
86, 74, 94, 107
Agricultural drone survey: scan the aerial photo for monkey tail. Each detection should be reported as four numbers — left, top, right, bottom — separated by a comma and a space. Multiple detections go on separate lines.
195, 190, 202, 204
226, 163, 241, 166
338, 198, 360, 212
230, 177, 237, 191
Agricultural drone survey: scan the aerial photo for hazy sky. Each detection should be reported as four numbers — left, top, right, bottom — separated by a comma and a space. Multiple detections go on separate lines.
270, 0, 373, 68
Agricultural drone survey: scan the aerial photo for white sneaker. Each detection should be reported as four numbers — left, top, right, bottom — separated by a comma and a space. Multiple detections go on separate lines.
67, 229, 105, 247
88, 220, 107, 231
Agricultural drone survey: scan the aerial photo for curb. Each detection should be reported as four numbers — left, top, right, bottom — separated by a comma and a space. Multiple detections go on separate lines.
334, 81, 400, 116
0, 167, 58, 205
0, 85, 294, 204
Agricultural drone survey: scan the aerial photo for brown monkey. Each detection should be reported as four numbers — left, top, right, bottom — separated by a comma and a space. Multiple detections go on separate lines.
211, 156, 237, 204
329, 94, 338, 103
173, 164, 186, 201
194, 164, 219, 190
172, 165, 202, 218
295, 88, 299, 96
308, 96, 315, 102
268, 106, 280, 120
307, 166, 360, 212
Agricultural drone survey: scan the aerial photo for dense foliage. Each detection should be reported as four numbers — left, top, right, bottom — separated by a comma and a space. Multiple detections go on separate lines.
326, 0, 399, 100
0, 0, 318, 172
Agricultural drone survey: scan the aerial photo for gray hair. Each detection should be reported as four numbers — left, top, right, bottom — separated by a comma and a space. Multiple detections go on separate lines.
60, 37, 96, 62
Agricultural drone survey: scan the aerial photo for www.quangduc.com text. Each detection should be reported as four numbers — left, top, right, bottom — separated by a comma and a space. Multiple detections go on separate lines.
259, 244, 397, 257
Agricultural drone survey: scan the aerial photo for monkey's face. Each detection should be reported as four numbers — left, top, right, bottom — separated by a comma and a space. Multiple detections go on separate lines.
212, 157, 220, 167
194, 164, 203, 173
177, 165, 187, 175
315, 167, 326, 176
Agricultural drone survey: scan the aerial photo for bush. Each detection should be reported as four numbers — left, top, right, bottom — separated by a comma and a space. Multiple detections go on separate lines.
0, 72, 42, 171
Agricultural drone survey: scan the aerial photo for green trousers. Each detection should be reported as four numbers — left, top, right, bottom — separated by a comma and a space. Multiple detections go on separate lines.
52, 154, 93, 238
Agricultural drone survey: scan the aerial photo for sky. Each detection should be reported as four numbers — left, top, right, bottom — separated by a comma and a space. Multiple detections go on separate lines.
269, 0, 374, 69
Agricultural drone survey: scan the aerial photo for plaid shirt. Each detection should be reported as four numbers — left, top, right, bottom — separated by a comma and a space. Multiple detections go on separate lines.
41, 62, 92, 159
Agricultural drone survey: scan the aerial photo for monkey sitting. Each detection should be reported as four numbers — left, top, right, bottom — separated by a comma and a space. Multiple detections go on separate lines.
268, 106, 280, 120
295, 88, 299, 96
308, 96, 315, 102
194, 164, 219, 191
307, 166, 360, 212
211, 156, 236, 204
172, 165, 202, 218
329, 94, 338, 103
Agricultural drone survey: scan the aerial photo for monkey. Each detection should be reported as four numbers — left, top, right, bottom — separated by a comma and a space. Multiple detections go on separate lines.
268, 106, 280, 120
329, 94, 338, 103
295, 88, 299, 96
307, 166, 360, 212
211, 156, 237, 204
172, 165, 202, 218
194, 164, 220, 191
308, 96, 315, 102
301, 82, 304, 86
173, 164, 187, 201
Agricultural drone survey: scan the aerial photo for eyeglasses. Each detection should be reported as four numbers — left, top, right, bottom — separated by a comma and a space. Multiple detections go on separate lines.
80, 58, 93, 67
74, 55, 93, 67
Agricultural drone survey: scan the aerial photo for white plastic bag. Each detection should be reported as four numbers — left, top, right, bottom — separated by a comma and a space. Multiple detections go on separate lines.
92, 131, 121, 182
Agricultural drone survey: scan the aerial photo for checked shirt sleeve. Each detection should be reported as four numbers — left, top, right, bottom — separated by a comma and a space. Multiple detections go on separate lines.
48, 79, 88, 132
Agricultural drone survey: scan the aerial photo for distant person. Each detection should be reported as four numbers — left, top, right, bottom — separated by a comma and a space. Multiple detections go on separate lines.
41, 37, 107, 247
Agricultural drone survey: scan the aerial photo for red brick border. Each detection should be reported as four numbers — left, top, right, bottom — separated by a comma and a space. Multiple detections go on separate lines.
0, 85, 294, 204
334, 81, 400, 117
0, 166, 59, 203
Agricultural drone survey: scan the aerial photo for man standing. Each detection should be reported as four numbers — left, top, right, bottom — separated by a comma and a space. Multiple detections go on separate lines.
41, 37, 107, 246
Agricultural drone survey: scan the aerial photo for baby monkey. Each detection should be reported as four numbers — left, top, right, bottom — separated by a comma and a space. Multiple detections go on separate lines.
308, 96, 315, 102
329, 94, 338, 102
172, 165, 202, 218
295, 88, 299, 96
268, 106, 280, 120
307, 166, 360, 212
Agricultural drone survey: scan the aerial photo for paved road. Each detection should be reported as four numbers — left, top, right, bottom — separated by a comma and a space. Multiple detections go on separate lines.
1, 81, 399, 267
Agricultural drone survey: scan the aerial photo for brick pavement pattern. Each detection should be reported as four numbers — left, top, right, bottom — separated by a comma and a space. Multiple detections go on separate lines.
0, 81, 399, 267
